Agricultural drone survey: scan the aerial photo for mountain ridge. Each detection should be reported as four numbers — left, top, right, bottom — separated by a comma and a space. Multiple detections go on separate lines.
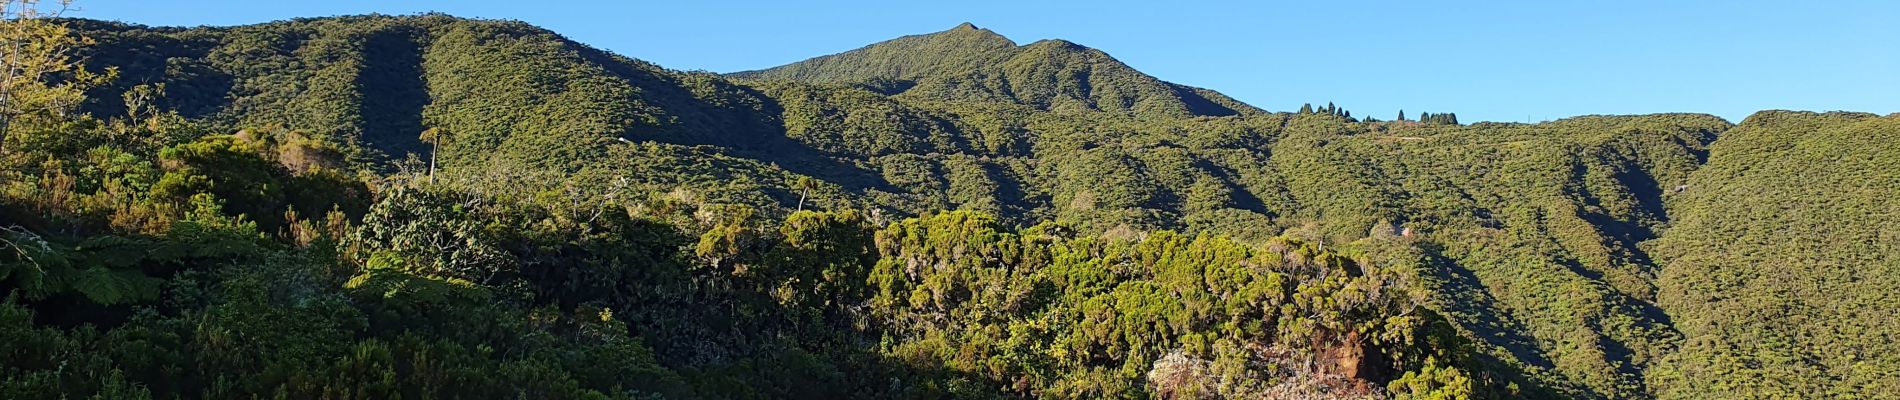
728, 22, 1018, 82
730, 22, 1259, 117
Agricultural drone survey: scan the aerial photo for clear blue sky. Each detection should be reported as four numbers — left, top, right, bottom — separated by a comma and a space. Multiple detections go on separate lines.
75, 0, 1898, 123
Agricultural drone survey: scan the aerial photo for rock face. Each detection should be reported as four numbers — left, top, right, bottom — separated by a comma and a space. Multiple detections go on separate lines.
1320, 331, 1389, 393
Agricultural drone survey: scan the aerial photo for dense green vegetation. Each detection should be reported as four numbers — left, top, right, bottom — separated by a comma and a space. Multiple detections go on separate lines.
0, 8, 1894, 399
730, 22, 1256, 118
1645, 111, 1900, 397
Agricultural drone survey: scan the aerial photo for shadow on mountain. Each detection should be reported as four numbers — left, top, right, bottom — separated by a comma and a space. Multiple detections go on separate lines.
70, 19, 233, 120
356, 26, 430, 161
1193, 158, 1270, 215
1416, 242, 1557, 371
566, 43, 897, 193
1171, 84, 1240, 117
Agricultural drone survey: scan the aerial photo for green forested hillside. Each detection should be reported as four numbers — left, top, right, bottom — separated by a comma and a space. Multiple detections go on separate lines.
728, 22, 1021, 85
731, 23, 1258, 118
1, 10, 1895, 399
1645, 111, 1900, 398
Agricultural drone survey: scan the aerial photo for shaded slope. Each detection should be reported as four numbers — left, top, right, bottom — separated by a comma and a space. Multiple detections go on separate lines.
71, 15, 902, 213
1265, 113, 1729, 398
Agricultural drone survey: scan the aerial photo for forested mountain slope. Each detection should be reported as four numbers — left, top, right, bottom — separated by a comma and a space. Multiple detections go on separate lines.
729, 23, 1258, 118
1646, 111, 1900, 397
0, 12, 1893, 399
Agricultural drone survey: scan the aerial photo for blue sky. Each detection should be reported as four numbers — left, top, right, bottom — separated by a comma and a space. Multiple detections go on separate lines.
76, 0, 1898, 123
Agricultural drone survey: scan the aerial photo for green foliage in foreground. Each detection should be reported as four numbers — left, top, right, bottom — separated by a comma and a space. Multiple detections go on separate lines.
0, 43, 1494, 395
0, 106, 1499, 398
5, 11, 1894, 399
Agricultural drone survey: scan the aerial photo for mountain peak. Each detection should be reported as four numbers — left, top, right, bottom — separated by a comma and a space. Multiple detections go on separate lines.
727, 22, 1017, 83
925, 21, 1009, 45
1026, 38, 1086, 51
728, 25, 1259, 117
